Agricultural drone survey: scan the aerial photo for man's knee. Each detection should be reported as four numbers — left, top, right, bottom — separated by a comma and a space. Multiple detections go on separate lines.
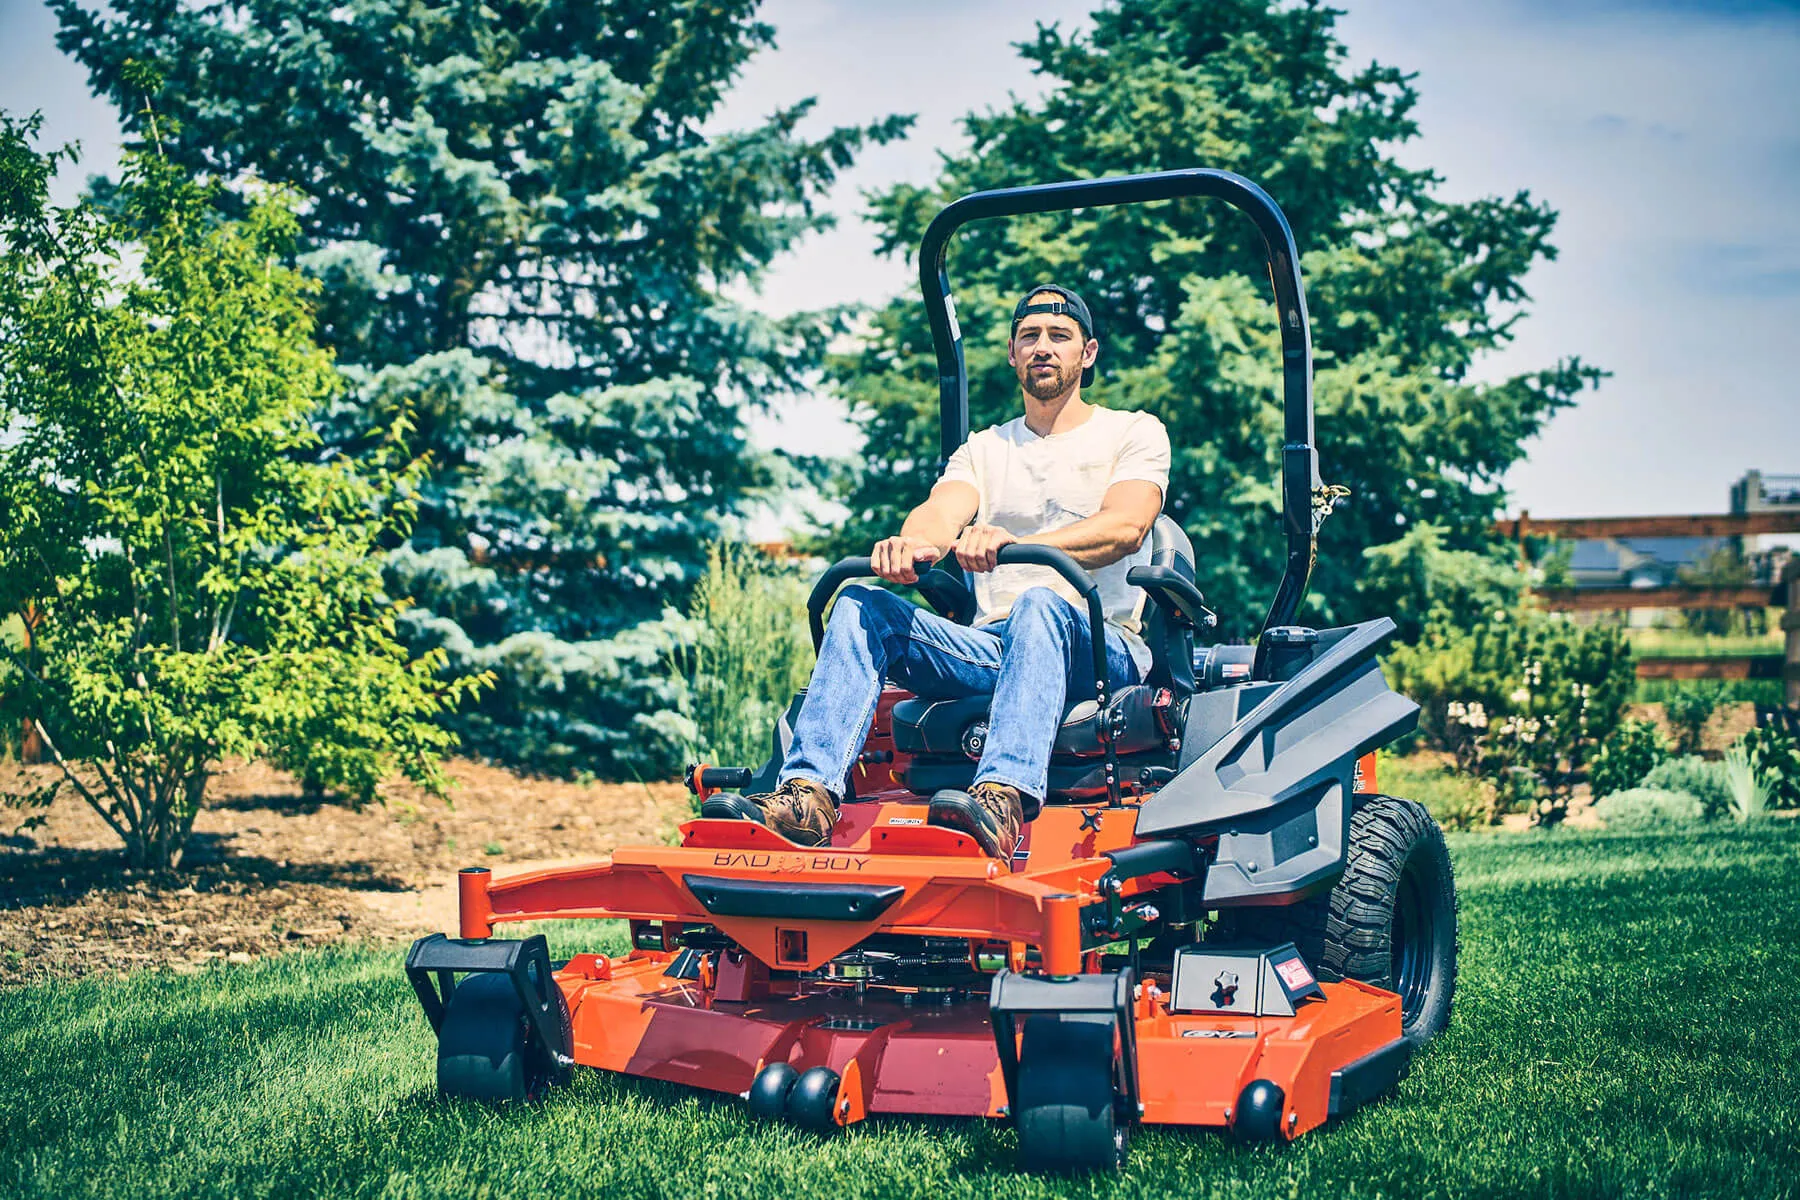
1004, 587, 1078, 641
1008, 586, 1076, 624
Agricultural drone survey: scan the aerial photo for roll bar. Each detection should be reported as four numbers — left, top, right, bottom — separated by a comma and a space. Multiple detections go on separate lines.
916, 169, 1321, 634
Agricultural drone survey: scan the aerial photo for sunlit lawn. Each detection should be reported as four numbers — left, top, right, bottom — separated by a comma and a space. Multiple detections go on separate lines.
4, 823, 1798, 1199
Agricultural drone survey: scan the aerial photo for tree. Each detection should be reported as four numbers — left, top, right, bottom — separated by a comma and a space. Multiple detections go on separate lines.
56, 0, 908, 775
0, 109, 481, 871
827, 0, 1600, 637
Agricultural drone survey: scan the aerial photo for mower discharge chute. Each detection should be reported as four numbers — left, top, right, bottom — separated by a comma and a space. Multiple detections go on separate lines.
405, 169, 1459, 1172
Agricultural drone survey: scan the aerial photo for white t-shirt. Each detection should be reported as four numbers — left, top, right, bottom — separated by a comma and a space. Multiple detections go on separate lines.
940, 406, 1172, 676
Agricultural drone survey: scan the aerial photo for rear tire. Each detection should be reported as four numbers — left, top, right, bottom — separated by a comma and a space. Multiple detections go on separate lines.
1214, 795, 1458, 1045
1015, 1013, 1129, 1173
437, 971, 572, 1102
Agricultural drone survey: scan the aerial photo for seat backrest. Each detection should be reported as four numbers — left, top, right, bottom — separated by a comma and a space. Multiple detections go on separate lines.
1148, 514, 1196, 579
1140, 515, 1198, 694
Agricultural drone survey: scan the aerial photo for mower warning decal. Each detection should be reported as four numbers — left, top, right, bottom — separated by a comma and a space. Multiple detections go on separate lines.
1275, 957, 1315, 990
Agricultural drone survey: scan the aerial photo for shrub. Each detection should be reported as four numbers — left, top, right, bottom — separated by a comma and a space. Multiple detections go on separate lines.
1390, 610, 1637, 824
1589, 719, 1671, 800
1722, 744, 1769, 824
1661, 681, 1725, 755
1593, 787, 1704, 830
0, 118, 481, 870
1377, 751, 1494, 831
1643, 755, 1733, 821
1740, 724, 1800, 811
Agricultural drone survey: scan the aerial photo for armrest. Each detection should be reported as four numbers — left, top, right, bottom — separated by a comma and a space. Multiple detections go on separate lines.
1126, 565, 1218, 630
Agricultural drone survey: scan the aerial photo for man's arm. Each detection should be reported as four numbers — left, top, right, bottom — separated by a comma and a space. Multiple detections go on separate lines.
872, 481, 980, 583
953, 481, 1162, 572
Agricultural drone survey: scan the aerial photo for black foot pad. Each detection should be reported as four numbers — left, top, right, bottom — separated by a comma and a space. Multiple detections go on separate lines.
927, 790, 1005, 858
700, 793, 766, 824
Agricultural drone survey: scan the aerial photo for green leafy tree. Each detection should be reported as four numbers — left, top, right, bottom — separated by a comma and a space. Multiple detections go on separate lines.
0, 111, 480, 871
56, 0, 908, 775
827, 0, 1599, 635
1359, 523, 1525, 646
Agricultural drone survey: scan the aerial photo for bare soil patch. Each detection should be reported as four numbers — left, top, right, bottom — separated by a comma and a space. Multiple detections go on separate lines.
0, 759, 691, 987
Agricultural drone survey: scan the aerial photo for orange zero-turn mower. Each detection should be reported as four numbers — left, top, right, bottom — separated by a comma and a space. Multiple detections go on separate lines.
404, 169, 1458, 1173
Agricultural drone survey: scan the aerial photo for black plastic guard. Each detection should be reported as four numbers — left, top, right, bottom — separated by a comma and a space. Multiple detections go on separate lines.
1328, 1037, 1414, 1115
682, 875, 904, 921
989, 969, 1139, 1123
1132, 619, 1419, 903
404, 932, 569, 1065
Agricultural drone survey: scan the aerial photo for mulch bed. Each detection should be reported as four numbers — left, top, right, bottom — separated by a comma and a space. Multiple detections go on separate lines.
0, 759, 691, 987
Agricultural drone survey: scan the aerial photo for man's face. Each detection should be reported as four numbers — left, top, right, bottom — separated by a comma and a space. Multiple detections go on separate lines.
1008, 297, 1095, 402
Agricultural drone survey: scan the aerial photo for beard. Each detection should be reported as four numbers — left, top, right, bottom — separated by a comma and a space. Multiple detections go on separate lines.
1018, 359, 1075, 401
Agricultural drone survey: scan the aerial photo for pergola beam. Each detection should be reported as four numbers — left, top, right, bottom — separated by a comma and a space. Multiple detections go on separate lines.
1533, 586, 1780, 612
1494, 512, 1800, 539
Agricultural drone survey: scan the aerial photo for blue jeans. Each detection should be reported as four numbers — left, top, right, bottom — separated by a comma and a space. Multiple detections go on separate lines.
779, 585, 1140, 802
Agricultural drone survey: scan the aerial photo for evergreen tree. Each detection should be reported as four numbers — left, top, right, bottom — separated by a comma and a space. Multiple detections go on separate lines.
56, 0, 907, 773
830, 0, 1598, 637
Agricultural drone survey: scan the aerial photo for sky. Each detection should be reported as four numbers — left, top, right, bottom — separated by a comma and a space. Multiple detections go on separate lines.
3, 0, 1797, 524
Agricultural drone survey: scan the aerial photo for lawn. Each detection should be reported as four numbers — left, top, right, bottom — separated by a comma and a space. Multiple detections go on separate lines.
4, 824, 1799, 1199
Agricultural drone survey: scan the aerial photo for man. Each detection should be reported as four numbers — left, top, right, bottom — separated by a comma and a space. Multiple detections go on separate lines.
716, 284, 1170, 863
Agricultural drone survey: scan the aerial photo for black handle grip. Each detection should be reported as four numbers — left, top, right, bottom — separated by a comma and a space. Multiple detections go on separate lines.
685, 765, 753, 794
805, 556, 976, 649
1126, 564, 1218, 630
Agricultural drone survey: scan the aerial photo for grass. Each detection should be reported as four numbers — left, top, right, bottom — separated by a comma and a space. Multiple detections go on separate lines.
1624, 625, 1783, 659
1632, 678, 1786, 706
5, 826, 1800, 1199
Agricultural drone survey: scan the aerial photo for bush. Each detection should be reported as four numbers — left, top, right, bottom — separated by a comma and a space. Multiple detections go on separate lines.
1661, 681, 1725, 755
1590, 719, 1671, 800
1377, 751, 1494, 831
1389, 610, 1637, 823
1740, 724, 1800, 811
1593, 787, 1704, 830
1642, 755, 1733, 821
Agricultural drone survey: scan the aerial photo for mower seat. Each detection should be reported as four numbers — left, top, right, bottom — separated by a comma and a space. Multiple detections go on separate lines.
890, 685, 1168, 759
890, 515, 1199, 803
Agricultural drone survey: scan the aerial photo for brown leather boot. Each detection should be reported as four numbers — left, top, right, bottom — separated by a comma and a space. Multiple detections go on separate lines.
746, 777, 838, 847
927, 781, 1025, 865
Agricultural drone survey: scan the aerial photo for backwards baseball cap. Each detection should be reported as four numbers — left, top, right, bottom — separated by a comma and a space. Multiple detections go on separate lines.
1011, 284, 1097, 387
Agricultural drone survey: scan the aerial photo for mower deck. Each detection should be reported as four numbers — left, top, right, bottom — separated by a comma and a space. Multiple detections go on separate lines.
551, 944, 1403, 1135
424, 800, 1408, 1140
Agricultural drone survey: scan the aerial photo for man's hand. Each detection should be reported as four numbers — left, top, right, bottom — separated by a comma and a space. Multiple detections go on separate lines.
871, 535, 942, 584
953, 523, 1018, 573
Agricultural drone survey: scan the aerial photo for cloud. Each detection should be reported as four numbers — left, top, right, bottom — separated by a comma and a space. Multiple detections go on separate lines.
1336, 0, 1800, 516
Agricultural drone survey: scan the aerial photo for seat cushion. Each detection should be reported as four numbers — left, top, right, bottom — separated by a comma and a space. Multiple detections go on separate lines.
891, 683, 1168, 759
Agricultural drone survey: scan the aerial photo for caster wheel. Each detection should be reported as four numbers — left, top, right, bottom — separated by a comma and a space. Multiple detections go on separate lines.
1232, 1079, 1286, 1143
437, 971, 571, 1103
786, 1066, 842, 1132
748, 1062, 799, 1120
1015, 1013, 1129, 1173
